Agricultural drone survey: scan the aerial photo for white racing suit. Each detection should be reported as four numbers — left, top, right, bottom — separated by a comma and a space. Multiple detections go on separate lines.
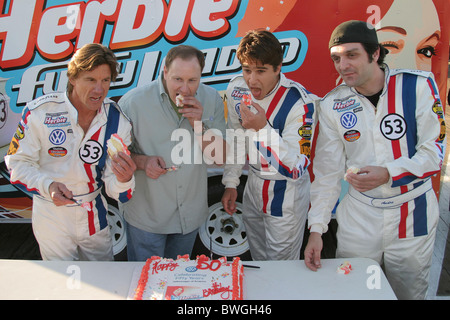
223, 74, 317, 260
5, 92, 135, 261
308, 66, 446, 299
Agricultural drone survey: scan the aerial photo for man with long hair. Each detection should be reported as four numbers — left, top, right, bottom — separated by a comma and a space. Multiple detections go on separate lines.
5, 43, 136, 260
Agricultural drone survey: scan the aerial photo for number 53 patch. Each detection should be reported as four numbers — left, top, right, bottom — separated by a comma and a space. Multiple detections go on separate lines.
380, 114, 407, 140
79, 140, 104, 164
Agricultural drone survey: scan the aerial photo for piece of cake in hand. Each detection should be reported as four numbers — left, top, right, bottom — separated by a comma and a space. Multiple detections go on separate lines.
107, 133, 130, 158
242, 93, 252, 107
134, 255, 244, 300
175, 94, 184, 107
344, 166, 360, 181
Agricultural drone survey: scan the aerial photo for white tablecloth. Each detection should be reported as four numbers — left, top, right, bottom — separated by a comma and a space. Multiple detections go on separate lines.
0, 258, 396, 300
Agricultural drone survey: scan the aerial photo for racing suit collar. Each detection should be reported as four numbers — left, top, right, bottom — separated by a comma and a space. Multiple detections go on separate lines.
380, 63, 390, 97
254, 72, 284, 102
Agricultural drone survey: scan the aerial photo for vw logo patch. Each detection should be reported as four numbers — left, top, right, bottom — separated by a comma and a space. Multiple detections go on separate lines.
49, 129, 66, 145
340, 112, 357, 129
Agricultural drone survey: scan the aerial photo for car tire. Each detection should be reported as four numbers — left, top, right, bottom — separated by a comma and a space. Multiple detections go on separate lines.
193, 175, 252, 260
105, 200, 128, 261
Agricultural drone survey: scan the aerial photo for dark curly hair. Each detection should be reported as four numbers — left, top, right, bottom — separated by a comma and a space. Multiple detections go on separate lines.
237, 30, 283, 70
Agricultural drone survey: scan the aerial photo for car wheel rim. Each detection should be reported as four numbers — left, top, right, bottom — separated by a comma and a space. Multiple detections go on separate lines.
106, 205, 127, 255
199, 202, 249, 257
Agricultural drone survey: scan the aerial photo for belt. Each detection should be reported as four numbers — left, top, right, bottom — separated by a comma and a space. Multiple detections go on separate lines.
348, 179, 432, 209
70, 188, 102, 206
249, 164, 306, 180
36, 188, 102, 207
249, 164, 278, 179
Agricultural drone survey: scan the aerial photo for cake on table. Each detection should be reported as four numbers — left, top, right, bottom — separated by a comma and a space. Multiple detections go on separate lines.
134, 255, 244, 300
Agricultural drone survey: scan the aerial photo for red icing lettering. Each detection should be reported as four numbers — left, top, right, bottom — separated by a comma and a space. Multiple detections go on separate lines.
151, 260, 179, 275
202, 282, 232, 299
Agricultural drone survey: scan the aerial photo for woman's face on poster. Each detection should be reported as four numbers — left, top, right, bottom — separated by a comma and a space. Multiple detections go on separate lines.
376, 0, 440, 71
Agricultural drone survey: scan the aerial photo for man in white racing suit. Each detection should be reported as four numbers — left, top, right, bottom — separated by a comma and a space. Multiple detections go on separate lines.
5, 44, 136, 261
222, 30, 317, 260
304, 21, 446, 299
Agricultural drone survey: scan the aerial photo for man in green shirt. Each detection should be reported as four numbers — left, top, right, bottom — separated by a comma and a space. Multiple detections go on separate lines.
119, 45, 226, 260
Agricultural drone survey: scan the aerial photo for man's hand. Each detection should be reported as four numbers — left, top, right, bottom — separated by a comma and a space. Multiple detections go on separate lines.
239, 102, 267, 131
178, 95, 203, 129
49, 182, 76, 206
132, 154, 168, 179
143, 155, 168, 179
345, 166, 390, 192
222, 188, 238, 215
304, 232, 323, 271
179, 96, 227, 166
111, 152, 137, 182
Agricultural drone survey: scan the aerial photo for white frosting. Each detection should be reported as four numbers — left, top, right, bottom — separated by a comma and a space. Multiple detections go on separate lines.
344, 166, 360, 181
176, 94, 184, 107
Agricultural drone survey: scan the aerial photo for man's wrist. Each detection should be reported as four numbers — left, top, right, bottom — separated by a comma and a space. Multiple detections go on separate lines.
194, 121, 209, 136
